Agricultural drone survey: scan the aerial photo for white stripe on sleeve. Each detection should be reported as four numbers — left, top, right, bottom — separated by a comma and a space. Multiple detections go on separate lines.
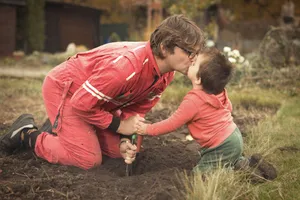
83, 81, 122, 105
82, 83, 107, 101
126, 72, 136, 81
113, 55, 124, 63
133, 45, 146, 51
85, 81, 112, 100
143, 58, 149, 65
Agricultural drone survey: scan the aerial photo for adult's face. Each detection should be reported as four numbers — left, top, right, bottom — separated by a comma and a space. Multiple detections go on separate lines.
165, 46, 198, 75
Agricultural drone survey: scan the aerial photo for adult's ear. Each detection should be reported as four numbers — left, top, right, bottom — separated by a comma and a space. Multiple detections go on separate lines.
195, 77, 201, 85
160, 43, 167, 57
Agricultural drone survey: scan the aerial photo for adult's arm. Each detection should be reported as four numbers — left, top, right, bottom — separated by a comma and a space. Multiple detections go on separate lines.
70, 59, 138, 135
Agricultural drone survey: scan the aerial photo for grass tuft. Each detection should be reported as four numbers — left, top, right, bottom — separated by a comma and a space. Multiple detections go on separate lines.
177, 169, 260, 200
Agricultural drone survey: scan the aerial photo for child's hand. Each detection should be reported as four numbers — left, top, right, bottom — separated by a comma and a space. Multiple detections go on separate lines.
136, 121, 149, 135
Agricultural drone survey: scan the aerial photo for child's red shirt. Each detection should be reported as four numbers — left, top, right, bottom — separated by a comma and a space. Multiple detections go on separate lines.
146, 89, 236, 148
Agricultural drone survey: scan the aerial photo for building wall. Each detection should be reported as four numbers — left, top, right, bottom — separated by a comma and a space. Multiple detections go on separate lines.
0, 5, 16, 56
45, 3, 100, 53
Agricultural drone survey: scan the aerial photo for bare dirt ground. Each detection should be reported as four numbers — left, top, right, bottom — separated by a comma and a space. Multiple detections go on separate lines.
0, 109, 198, 200
0, 106, 267, 200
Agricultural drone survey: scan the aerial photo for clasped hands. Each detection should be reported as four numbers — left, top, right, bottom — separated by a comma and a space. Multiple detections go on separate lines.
117, 115, 150, 164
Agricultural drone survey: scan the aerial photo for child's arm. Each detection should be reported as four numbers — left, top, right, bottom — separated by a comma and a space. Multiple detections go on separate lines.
137, 98, 197, 136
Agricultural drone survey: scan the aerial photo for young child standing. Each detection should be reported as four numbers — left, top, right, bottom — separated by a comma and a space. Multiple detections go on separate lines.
136, 47, 244, 172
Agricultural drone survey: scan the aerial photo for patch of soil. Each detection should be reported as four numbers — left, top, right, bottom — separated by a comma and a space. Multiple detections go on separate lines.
232, 106, 278, 136
0, 111, 199, 200
0, 104, 277, 200
0, 123, 10, 133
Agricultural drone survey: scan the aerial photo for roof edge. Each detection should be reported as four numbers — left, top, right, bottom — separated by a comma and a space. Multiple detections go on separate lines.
0, 0, 25, 6
46, 0, 108, 11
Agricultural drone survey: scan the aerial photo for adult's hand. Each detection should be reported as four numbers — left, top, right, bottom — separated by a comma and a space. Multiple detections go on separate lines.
117, 114, 144, 135
136, 121, 149, 135
119, 139, 137, 164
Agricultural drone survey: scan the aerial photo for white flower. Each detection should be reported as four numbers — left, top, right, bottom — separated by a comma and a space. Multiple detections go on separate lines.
227, 51, 234, 57
238, 56, 245, 63
223, 46, 231, 52
232, 49, 240, 57
228, 57, 237, 63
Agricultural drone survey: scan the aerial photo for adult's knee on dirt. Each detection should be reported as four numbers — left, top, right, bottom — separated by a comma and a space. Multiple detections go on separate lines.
75, 152, 102, 170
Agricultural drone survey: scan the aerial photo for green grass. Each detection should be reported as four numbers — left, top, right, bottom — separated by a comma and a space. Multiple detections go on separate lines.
160, 73, 192, 105
160, 67, 300, 200
178, 169, 258, 200
161, 83, 191, 105
262, 97, 300, 199
172, 91, 300, 200
229, 87, 282, 111
0, 77, 45, 129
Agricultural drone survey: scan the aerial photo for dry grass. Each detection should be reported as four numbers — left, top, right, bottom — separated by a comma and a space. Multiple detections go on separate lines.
177, 169, 259, 200
0, 77, 46, 128
160, 65, 300, 200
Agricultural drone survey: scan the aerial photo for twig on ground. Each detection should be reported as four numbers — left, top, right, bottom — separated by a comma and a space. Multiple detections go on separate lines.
33, 153, 50, 180
30, 185, 36, 196
14, 172, 30, 179
36, 188, 68, 198
150, 179, 158, 190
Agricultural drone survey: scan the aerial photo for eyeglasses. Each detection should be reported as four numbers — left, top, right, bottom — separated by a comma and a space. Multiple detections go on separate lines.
176, 45, 198, 59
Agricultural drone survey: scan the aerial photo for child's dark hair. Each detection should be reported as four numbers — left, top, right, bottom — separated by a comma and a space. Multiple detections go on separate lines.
197, 47, 234, 95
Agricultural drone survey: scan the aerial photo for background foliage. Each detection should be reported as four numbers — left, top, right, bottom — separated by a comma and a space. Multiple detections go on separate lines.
25, 0, 45, 53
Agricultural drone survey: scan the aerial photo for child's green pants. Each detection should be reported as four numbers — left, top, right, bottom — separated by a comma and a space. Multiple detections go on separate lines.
194, 128, 244, 172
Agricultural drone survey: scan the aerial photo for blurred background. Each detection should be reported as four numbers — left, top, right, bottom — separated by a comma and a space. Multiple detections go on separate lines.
0, 0, 299, 57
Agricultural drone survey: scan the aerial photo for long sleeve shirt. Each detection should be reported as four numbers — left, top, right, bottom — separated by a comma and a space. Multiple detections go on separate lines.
46, 41, 174, 130
146, 88, 237, 148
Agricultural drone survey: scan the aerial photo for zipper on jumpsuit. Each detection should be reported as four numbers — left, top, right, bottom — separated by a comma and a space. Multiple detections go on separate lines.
52, 81, 73, 133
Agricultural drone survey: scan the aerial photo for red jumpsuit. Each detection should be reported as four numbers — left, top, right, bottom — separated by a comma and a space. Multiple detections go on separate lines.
35, 42, 174, 169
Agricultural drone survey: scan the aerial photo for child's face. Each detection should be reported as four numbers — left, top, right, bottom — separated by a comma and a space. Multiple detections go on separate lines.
187, 53, 207, 84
